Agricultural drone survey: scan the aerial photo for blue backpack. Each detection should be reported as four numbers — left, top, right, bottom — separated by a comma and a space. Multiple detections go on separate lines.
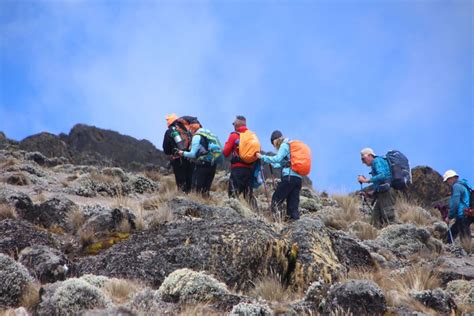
196, 129, 224, 165
385, 150, 411, 190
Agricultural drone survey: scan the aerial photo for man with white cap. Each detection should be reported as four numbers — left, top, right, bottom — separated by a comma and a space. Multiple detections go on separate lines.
443, 169, 472, 243
357, 147, 396, 228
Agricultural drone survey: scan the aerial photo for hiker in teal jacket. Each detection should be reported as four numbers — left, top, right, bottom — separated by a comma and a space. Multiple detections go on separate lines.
358, 147, 396, 228
256, 130, 302, 221
443, 170, 472, 243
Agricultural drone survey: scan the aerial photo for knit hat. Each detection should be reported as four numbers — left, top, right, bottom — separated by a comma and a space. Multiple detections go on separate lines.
270, 130, 283, 144
165, 113, 178, 127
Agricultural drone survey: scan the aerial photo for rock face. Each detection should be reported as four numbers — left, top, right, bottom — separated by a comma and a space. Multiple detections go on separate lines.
324, 280, 387, 315
18, 245, 69, 283
407, 166, 450, 207
0, 219, 62, 256
328, 230, 376, 270
18, 197, 77, 231
19, 132, 70, 160
280, 216, 344, 289
0, 254, 34, 309
435, 255, 474, 285
409, 288, 456, 314
76, 217, 289, 291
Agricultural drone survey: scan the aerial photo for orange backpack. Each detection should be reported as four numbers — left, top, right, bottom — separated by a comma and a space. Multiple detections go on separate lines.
239, 130, 261, 163
289, 140, 311, 176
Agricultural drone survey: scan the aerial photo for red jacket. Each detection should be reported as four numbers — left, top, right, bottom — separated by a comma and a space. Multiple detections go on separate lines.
223, 126, 252, 169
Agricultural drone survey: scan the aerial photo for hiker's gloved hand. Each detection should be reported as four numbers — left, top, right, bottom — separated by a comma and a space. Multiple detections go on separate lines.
177, 150, 184, 157
357, 175, 369, 183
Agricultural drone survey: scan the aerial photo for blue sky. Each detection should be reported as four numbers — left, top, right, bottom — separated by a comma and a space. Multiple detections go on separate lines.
0, 0, 472, 193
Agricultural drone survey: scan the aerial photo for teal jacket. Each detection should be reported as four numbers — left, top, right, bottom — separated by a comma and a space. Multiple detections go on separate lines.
260, 139, 302, 178
449, 179, 470, 219
369, 156, 392, 191
183, 128, 205, 159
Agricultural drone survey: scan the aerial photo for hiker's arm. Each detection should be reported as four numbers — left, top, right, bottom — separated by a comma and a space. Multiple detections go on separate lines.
260, 143, 289, 167
182, 135, 202, 159
162, 129, 173, 155
369, 159, 389, 183
449, 185, 462, 219
223, 133, 237, 157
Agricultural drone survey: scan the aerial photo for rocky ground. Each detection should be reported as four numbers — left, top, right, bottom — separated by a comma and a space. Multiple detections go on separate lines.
0, 128, 473, 316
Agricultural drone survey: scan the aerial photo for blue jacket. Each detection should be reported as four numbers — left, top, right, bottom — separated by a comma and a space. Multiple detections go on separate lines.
260, 139, 302, 178
369, 156, 392, 191
449, 179, 470, 219
183, 128, 206, 159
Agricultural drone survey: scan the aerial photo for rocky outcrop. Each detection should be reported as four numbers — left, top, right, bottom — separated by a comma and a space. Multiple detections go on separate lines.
324, 280, 387, 315
18, 196, 77, 231
328, 230, 376, 270
0, 254, 34, 309
18, 245, 69, 283
19, 132, 70, 160
409, 288, 456, 315
76, 216, 288, 291
407, 166, 450, 207
435, 255, 474, 285
0, 219, 62, 256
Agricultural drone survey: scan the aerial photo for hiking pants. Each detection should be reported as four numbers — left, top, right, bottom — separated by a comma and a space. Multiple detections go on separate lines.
171, 158, 194, 193
271, 176, 302, 220
446, 217, 472, 243
228, 167, 257, 209
192, 163, 217, 197
372, 189, 396, 228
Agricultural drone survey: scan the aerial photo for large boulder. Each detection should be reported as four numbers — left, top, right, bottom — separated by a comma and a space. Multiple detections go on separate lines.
435, 255, 474, 285
18, 196, 77, 231
369, 224, 442, 257
76, 216, 289, 291
18, 245, 69, 283
36, 278, 113, 316
0, 219, 62, 255
409, 288, 456, 315
19, 132, 70, 159
328, 230, 376, 270
0, 254, 34, 309
406, 166, 450, 207
324, 280, 387, 315
280, 216, 344, 290
446, 280, 474, 308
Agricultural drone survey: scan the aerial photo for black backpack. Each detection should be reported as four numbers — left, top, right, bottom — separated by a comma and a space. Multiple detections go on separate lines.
385, 150, 411, 190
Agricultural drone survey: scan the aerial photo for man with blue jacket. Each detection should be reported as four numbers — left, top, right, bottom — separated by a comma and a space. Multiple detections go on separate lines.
256, 130, 302, 221
357, 147, 396, 228
443, 170, 472, 243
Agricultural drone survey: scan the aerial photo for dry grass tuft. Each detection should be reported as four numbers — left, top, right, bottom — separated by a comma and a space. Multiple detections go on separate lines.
67, 207, 85, 234
0, 157, 18, 169
20, 282, 40, 311
148, 206, 175, 228
248, 274, 302, 303
111, 189, 134, 209
144, 170, 162, 182
78, 227, 97, 248
460, 236, 473, 254
395, 197, 437, 227
47, 224, 65, 235
134, 207, 146, 231
159, 175, 178, 194
324, 195, 364, 230
142, 188, 177, 210
117, 218, 131, 233
104, 278, 141, 304
0, 202, 17, 220
89, 172, 120, 185
348, 221, 378, 240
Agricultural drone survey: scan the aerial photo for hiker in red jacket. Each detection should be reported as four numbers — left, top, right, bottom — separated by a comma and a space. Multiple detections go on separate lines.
223, 115, 257, 209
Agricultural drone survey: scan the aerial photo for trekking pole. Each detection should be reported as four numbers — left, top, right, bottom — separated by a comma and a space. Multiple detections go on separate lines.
446, 219, 454, 243
269, 165, 277, 190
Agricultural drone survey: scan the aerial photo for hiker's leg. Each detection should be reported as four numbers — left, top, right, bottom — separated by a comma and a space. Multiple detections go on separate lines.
228, 169, 239, 198
184, 160, 194, 194
172, 159, 187, 192
203, 165, 217, 197
271, 177, 291, 215
192, 165, 208, 195
286, 176, 302, 220
376, 190, 394, 226
448, 219, 461, 243
459, 217, 472, 243
371, 198, 383, 228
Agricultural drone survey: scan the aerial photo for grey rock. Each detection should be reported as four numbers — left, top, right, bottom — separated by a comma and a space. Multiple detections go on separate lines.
324, 280, 387, 315
409, 288, 456, 315
18, 196, 77, 230
0, 253, 33, 308
18, 245, 69, 283
328, 229, 376, 270
435, 255, 474, 285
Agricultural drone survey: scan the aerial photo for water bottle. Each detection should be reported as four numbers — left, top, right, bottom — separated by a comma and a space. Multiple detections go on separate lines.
171, 128, 185, 150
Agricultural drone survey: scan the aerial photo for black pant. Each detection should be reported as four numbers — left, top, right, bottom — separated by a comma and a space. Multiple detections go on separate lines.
372, 189, 396, 228
271, 176, 302, 220
447, 217, 473, 243
192, 163, 217, 196
171, 158, 194, 193
228, 167, 257, 209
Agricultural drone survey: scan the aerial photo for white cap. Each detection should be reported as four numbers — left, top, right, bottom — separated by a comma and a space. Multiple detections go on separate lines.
443, 170, 458, 182
360, 147, 375, 156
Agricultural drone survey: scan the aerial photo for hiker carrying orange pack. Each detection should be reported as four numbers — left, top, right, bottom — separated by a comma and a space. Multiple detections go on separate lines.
223, 115, 260, 209
256, 130, 311, 221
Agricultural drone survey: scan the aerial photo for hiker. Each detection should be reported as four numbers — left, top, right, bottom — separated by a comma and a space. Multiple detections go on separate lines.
257, 130, 311, 221
357, 147, 396, 228
223, 115, 259, 209
177, 120, 223, 197
443, 170, 472, 243
162, 114, 194, 193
